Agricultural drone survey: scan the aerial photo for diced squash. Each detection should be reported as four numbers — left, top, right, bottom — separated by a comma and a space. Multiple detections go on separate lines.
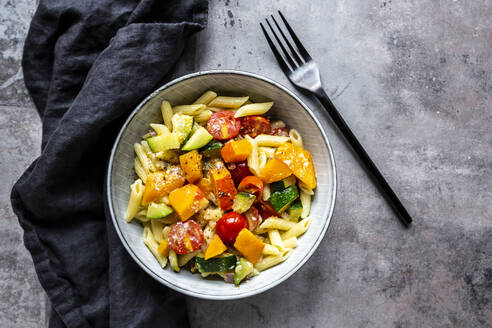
157, 239, 170, 257
168, 184, 209, 221
197, 177, 214, 200
210, 163, 237, 210
220, 139, 253, 163
179, 150, 203, 183
259, 158, 293, 183
233, 228, 265, 264
142, 166, 186, 205
204, 234, 227, 260
275, 143, 317, 189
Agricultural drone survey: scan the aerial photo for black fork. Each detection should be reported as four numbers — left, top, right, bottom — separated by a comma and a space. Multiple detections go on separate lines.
261, 11, 413, 226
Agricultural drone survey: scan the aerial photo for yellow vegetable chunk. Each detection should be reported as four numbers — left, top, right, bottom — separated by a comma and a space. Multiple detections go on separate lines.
275, 143, 317, 189
142, 166, 186, 205
259, 158, 292, 183
233, 228, 265, 264
179, 150, 203, 183
157, 239, 170, 257
168, 184, 209, 221
204, 234, 227, 260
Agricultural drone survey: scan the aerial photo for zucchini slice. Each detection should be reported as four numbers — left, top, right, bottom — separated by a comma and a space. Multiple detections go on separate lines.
270, 175, 297, 193
232, 192, 256, 213
234, 257, 254, 286
195, 255, 236, 273
181, 126, 213, 151
171, 113, 194, 145
146, 202, 174, 219
146, 132, 180, 152
269, 185, 299, 213
288, 199, 303, 221
200, 140, 223, 158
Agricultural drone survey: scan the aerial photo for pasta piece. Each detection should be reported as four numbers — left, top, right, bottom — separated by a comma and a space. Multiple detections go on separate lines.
150, 123, 170, 135
298, 182, 314, 195
254, 134, 290, 147
162, 226, 171, 239
195, 109, 213, 123
143, 225, 168, 267
193, 90, 217, 105
157, 214, 179, 225
208, 96, 249, 109
256, 217, 296, 234
141, 141, 157, 172
151, 219, 164, 243
161, 101, 174, 131
262, 183, 271, 201
281, 218, 311, 240
125, 179, 144, 222
262, 243, 280, 256
178, 250, 201, 267
207, 106, 231, 112
282, 237, 298, 249
134, 143, 152, 175
134, 158, 147, 184
258, 152, 268, 171
258, 146, 276, 158
135, 209, 150, 223
300, 190, 312, 218
234, 102, 274, 118
169, 249, 180, 272
289, 129, 303, 148
255, 248, 292, 271
173, 104, 206, 115
268, 229, 284, 250
245, 135, 260, 176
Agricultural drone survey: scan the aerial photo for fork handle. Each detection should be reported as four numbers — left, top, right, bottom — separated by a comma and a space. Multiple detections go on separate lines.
315, 88, 412, 226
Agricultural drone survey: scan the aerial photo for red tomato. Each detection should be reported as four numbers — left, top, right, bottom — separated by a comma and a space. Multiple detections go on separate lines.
271, 127, 290, 137
227, 161, 251, 186
238, 176, 264, 200
245, 206, 262, 231
168, 221, 204, 255
207, 111, 241, 140
256, 201, 278, 220
240, 116, 272, 138
216, 212, 248, 244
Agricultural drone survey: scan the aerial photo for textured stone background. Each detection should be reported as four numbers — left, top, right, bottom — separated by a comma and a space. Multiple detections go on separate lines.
1, 0, 491, 327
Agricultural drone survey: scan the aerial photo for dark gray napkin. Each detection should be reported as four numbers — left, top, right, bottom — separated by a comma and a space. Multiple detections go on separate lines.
11, 0, 208, 327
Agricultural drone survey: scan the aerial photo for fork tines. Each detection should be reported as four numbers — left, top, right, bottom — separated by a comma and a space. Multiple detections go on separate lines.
260, 11, 312, 73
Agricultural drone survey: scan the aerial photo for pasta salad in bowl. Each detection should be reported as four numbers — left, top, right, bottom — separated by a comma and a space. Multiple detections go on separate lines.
107, 71, 336, 299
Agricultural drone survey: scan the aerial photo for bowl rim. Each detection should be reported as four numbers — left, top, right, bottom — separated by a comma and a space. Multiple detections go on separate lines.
106, 69, 337, 300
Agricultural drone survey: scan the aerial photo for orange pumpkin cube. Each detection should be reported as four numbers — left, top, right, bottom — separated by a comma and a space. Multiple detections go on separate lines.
259, 158, 293, 183
168, 184, 209, 221
157, 239, 170, 257
204, 234, 227, 260
179, 150, 203, 183
220, 139, 253, 163
142, 166, 186, 205
210, 164, 237, 210
275, 143, 317, 189
233, 228, 265, 264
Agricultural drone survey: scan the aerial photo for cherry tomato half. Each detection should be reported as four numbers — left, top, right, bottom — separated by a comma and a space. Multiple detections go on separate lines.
256, 201, 278, 220
216, 212, 248, 244
238, 176, 264, 200
240, 116, 272, 138
227, 161, 251, 186
207, 111, 241, 140
245, 206, 262, 231
271, 127, 290, 137
168, 220, 204, 255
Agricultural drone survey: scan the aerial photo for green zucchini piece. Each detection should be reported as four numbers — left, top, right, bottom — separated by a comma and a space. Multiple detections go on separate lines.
181, 126, 213, 151
171, 113, 194, 144
270, 175, 297, 193
200, 140, 223, 158
146, 132, 180, 152
146, 202, 174, 219
232, 192, 256, 213
269, 185, 299, 213
288, 199, 303, 221
195, 255, 236, 273
234, 257, 254, 286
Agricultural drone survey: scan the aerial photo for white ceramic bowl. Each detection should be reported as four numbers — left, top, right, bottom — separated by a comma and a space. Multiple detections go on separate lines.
106, 70, 336, 300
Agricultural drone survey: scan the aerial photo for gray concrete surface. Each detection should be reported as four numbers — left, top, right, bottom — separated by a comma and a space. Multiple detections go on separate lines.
1, 0, 491, 327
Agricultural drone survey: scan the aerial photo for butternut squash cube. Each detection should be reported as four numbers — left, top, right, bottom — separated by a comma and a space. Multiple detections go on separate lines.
259, 158, 292, 183
168, 184, 209, 221
179, 150, 203, 183
275, 143, 317, 189
220, 139, 253, 163
233, 228, 265, 264
204, 234, 227, 260
142, 166, 186, 205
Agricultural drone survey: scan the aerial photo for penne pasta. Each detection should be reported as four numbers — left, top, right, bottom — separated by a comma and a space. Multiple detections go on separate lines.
193, 90, 217, 105
282, 237, 298, 249
168, 249, 180, 272
134, 143, 152, 174
298, 182, 314, 195
254, 134, 290, 147
125, 179, 144, 222
256, 217, 296, 234
151, 219, 164, 243
300, 190, 312, 218
143, 225, 168, 268
173, 104, 206, 115
289, 129, 303, 148
281, 218, 312, 240
262, 183, 271, 201
135, 208, 150, 223
178, 250, 201, 267
208, 96, 249, 109
255, 248, 292, 271
194, 109, 213, 123
150, 123, 170, 135
258, 152, 268, 171
258, 146, 276, 158
134, 158, 147, 184
268, 229, 284, 250
162, 226, 171, 240
161, 101, 174, 131
234, 102, 274, 118
245, 135, 261, 176
262, 243, 280, 256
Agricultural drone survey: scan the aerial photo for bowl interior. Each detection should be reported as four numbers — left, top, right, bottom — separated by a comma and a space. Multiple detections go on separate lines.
108, 71, 336, 299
